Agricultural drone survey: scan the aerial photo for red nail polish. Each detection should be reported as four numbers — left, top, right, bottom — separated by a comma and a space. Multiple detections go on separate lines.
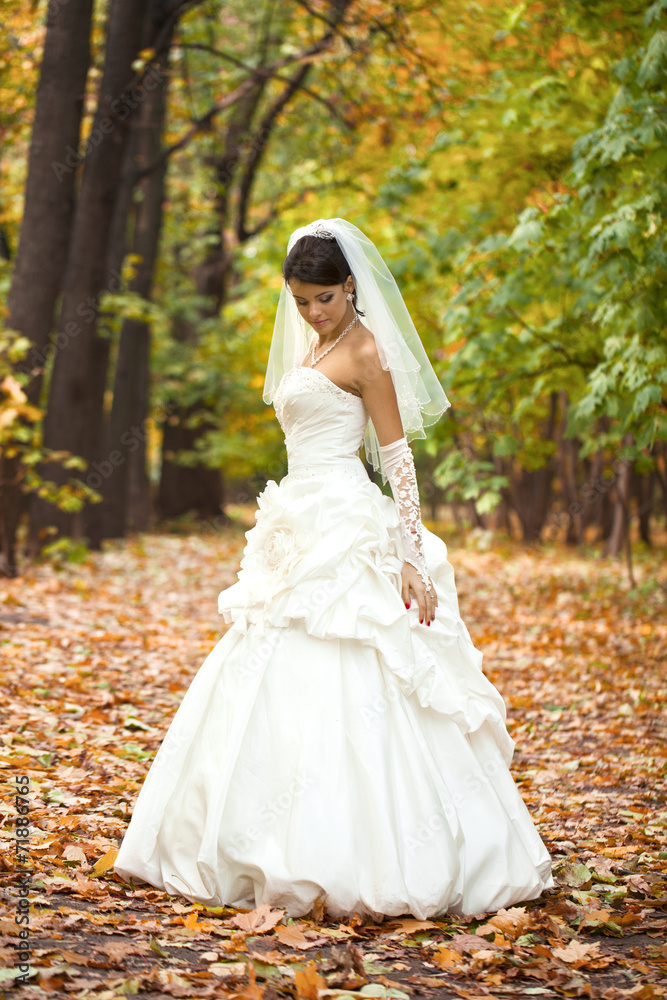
419, 618, 423, 624
427, 621, 431, 627
405, 603, 410, 609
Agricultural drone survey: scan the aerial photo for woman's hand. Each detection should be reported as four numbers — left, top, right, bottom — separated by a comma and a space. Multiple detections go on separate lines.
401, 562, 438, 625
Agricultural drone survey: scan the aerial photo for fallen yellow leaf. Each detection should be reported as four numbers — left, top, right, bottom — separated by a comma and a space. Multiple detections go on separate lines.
91, 847, 118, 877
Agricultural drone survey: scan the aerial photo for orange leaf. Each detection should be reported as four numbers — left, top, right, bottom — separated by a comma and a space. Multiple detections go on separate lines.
433, 946, 463, 969
230, 903, 285, 934
294, 961, 325, 999
274, 924, 313, 949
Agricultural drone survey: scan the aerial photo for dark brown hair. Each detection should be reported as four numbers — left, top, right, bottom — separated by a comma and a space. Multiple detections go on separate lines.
282, 234, 365, 315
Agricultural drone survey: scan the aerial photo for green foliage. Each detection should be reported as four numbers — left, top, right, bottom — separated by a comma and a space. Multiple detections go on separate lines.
447, 10, 667, 460
0, 324, 100, 514
40, 536, 91, 566
433, 450, 508, 515
371, 2, 667, 512
6, 0, 664, 534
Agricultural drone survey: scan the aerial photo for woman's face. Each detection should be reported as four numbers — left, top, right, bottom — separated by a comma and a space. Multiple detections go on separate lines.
288, 277, 353, 334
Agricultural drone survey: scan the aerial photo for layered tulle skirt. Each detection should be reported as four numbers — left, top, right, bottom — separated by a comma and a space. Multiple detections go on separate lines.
114, 466, 553, 918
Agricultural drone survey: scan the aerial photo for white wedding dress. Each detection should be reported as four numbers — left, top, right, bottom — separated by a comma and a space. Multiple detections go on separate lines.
115, 365, 554, 919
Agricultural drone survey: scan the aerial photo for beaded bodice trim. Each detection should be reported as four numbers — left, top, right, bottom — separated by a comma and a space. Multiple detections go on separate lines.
273, 366, 365, 426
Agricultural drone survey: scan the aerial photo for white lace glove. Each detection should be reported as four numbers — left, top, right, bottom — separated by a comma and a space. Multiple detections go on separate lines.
379, 436, 432, 592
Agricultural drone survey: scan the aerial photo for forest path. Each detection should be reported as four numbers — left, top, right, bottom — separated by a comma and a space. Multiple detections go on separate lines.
1, 525, 665, 998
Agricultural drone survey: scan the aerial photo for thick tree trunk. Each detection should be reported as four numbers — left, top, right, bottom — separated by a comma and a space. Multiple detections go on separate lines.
0, 453, 22, 579
0, 0, 94, 576
30, 0, 149, 550
89, 8, 174, 544
7, 0, 94, 402
156, 93, 263, 521
158, 415, 224, 520
157, 2, 350, 520
512, 465, 555, 543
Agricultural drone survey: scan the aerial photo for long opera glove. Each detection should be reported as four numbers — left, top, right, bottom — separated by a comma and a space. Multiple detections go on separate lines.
379, 436, 432, 591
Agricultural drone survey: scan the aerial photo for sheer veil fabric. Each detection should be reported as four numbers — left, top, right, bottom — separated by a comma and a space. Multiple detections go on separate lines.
263, 218, 451, 478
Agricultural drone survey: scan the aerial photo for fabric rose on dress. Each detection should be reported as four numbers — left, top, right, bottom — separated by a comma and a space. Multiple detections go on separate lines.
264, 527, 302, 576
234, 482, 313, 608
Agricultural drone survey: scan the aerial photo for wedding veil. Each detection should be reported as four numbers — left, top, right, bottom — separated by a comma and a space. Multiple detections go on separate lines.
263, 217, 451, 477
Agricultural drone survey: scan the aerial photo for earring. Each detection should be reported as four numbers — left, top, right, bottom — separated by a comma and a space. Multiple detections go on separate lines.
347, 291, 359, 325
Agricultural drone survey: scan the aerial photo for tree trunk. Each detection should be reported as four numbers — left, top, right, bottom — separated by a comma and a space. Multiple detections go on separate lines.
30, 0, 150, 550
652, 441, 667, 526
465, 499, 485, 529
89, 6, 174, 543
158, 415, 224, 520
7, 0, 94, 404
635, 469, 654, 546
562, 435, 582, 544
157, 90, 265, 520
581, 447, 603, 541
156, 1, 351, 520
606, 441, 633, 558
510, 393, 558, 544
556, 392, 581, 545
0, 452, 22, 579
0, 228, 11, 261
492, 456, 512, 536
0, 0, 94, 576
125, 351, 152, 532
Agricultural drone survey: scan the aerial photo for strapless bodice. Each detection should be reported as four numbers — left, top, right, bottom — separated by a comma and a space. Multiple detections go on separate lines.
273, 366, 369, 477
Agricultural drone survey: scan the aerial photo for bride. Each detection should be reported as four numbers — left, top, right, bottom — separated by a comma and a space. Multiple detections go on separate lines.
114, 218, 554, 920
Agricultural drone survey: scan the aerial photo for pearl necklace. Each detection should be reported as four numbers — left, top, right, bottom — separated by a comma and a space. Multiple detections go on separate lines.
310, 315, 357, 367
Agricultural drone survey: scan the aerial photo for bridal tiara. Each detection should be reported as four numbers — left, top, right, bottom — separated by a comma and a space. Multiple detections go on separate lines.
308, 222, 336, 239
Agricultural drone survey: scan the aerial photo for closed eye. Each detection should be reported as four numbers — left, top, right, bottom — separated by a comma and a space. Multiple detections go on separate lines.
296, 296, 333, 305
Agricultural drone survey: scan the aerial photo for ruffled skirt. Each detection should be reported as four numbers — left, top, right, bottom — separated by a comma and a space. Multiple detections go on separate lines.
114, 468, 553, 918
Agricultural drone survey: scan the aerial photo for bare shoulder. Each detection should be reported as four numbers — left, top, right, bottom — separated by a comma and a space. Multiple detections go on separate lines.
348, 325, 403, 442
349, 325, 385, 388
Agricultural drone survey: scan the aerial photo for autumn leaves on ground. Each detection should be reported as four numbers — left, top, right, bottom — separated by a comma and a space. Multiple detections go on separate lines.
0, 523, 665, 1000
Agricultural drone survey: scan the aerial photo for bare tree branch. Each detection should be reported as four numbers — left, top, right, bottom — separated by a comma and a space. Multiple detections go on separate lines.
237, 178, 362, 243
138, 37, 337, 177
292, 0, 356, 44
233, 0, 355, 239
179, 42, 346, 121
236, 63, 311, 242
